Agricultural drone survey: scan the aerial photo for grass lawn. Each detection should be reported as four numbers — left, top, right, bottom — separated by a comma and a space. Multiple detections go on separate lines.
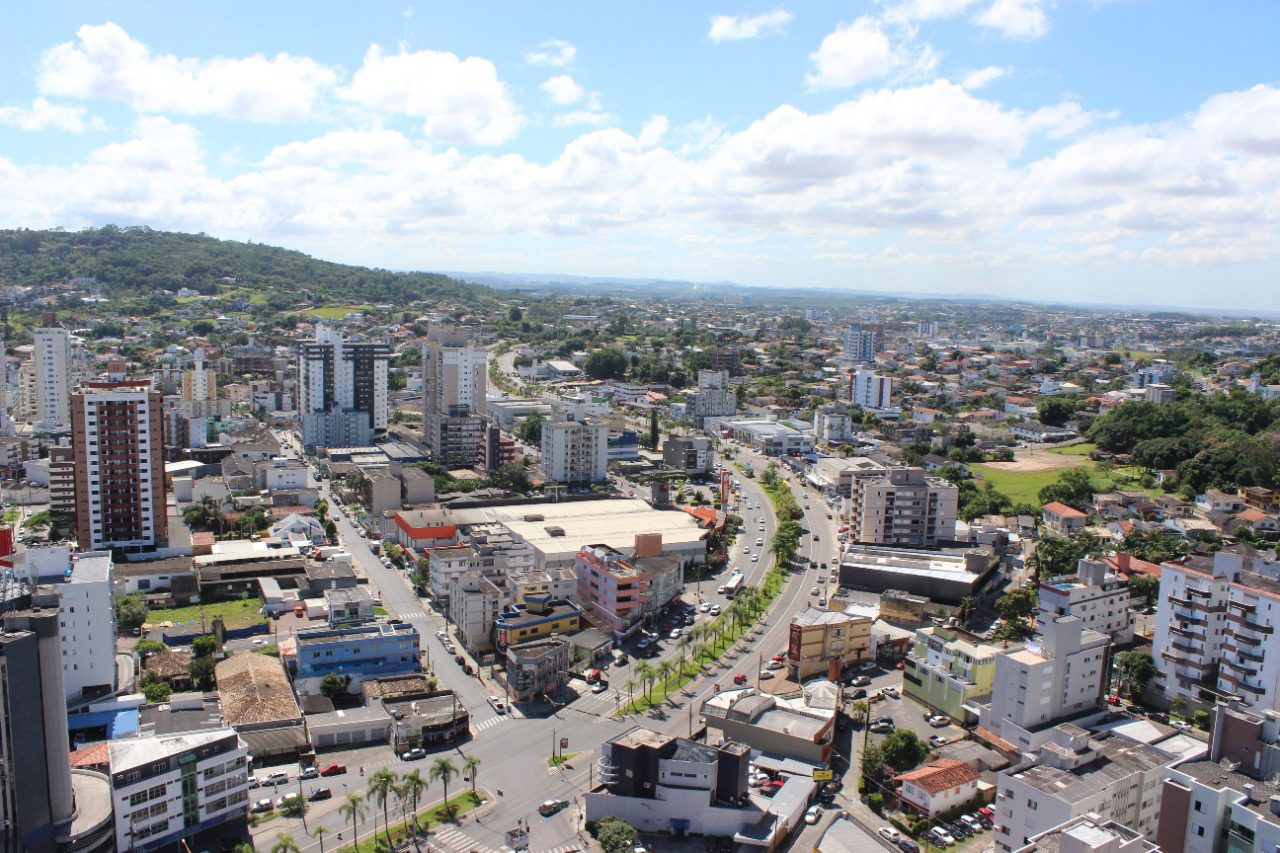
335, 790, 485, 853
1049, 442, 1097, 456
548, 751, 578, 768
971, 465, 1068, 505
296, 304, 371, 320
145, 598, 265, 630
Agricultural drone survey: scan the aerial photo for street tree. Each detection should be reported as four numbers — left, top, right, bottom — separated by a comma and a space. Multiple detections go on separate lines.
339, 793, 365, 849
368, 768, 397, 849
430, 758, 458, 815
269, 834, 301, 853
596, 816, 639, 853
463, 755, 481, 796
1114, 651, 1157, 700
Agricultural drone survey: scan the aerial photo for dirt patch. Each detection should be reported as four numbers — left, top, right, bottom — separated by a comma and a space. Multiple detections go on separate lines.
980, 448, 1092, 473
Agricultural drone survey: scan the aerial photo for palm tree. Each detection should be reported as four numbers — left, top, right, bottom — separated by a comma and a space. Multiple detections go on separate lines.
430, 757, 458, 818
339, 792, 365, 850
958, 595, 975, 626
675, 635, 690, 675
635, 661, 657, 701
402, 768, 427, 845
310, 826, 329, 853
393, 781, 412, 848
623, 677, 637, 707
463, 755, 481, 797
269, 833, 301, 853
368, 768, 398, 849
656, 660, 674, 698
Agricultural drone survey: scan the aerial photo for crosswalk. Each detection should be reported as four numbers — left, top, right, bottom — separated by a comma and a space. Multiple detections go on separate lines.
394, 609, 429, 620
428, 825, 582, 853
472, 714, 510, 734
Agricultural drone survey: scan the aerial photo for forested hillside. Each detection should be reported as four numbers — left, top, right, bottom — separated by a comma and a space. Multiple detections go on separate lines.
0, 226, 493, 310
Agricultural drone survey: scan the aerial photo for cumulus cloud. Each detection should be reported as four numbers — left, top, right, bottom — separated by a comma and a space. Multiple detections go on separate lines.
37, 22, 338, 122
338, 44, 522, 145
553, 111, 615, 128
708, 9, 793, 42
961, 65, 1008, 90
805, 17, 902, 89
882, 0, 983, 25
977, 0, 1052, 39
525, 39, 576, 67
638, 115, 669, 148
541, 75, 585, 105
0, 97, 100, 132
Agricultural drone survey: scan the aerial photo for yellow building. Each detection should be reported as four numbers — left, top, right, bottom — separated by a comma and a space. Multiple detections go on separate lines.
786, 606, 872, 681
495, 598, 583, 649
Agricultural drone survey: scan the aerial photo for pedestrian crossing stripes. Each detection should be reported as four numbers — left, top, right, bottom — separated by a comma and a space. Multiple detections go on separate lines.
394, 609, 428, 620
472, 715, 509, 733
430, 827, 582, 853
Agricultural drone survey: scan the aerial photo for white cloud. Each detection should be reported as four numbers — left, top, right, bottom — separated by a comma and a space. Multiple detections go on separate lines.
708, 9, 793, 42
88, 116, 205, 174
977, 0, 1052, 39
37, 22, 338, 122
525, 39, 577, 67
883, 0, 983, 25
638, 115, 669, 148
805, 17, 902, 89
961, 65, 1007, 90
541, 75, 585, 105
338, 44, 522, 145
553, 111, 615, 128
0, 97, 100, 132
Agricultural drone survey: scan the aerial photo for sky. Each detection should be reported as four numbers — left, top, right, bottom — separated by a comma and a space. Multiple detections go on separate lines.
0, 1, 1277, 312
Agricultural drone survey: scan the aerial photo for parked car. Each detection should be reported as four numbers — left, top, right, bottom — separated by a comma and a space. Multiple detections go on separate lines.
275, 793, 302, 811
766, 660, 783, 670
878, 827, 901, 843
858, 660, 877, 672
401, 747, 427, 761
299, 765, 319, 780
804, 804, 823, 825
1171, 720, 1193, 732
897, 839, 920, 853
880, 686, 899, 699
929, 826, 955, 847
869, 718, 895, 734
929, 735, 948, 748
308, 787, 333, 802
852, 675, 872, 687
977, 806, 995, 820
262, 771, 289, 786
928, 714, 950, 727
960, 814, 982, 831
319, 763, 346, 777
850, 688, 867, 700
488, 696, 507, 714
251, 798, 273, 813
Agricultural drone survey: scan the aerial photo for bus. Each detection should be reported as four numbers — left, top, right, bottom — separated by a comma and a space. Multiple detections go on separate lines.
724, 573, 745, 599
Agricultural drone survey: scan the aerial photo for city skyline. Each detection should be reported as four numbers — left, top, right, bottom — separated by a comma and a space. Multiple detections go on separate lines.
1, 2, 1277, 312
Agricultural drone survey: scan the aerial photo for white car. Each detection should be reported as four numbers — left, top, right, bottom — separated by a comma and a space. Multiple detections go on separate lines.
810, 587, 821, 596
928, 714, 950, 727
1171, 720, 1193, 732
710, 605, 721, 615
752, 554, 759, 562
804, 804, 823, 825
699, 602, 711, 613
878, 827, 901, 843
766, 659, 783, 670
930, 827, 956, 847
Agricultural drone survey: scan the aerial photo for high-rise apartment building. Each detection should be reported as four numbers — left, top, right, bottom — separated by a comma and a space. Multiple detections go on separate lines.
541, 412, 609, 483
71, 381, 168, 552
422, 326, 489, 467
1151, 548, 1280, 711
843, 323, 878, 364
1038, 558, 1133, 643
32, 327, 72, 429
297, 324, 390, 450
851, 368, 893, 411
848, 467, 959, 548
686, 369, 736, 427
180, 348, 216, 402
574, 545, 647, 635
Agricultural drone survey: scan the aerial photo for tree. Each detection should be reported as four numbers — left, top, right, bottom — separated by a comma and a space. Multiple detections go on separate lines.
1037, 398, 1078, 427
319, 673, 352, 702
1114, 651, 1157, 700
462, 755, 481, 797
880, 730, 930, 772
115, 594, 148, 632
368, 768, 398, 848
1028, 531, 1096, 581
339, 793, 365, 849
269, 834, 301, 853
515, 413, 545, 445
596, 816, 639, 853
140, 676, 171, 704
192, 635, 217, 658
584, 348, 628, 380
188, 656, 216, 691
1038, 467, 1097, 510
635, 662, 656, 701
401, 768, 426, 843
1128, 574, 1159, 610
508, 305, 523, 322
861, 741, 888, 787
995, 587, 1038, 635
135, 638, 165, 659
430, 758, 458, 815
311, 826, 330, 853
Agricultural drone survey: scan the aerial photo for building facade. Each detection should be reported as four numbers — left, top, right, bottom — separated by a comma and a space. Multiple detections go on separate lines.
297, 324, 390, 450
848, 467, 959, 548
903, 626, 1005, 723
505, 636, 572, 702
541, 414, 609, 483
1038, 558, 1133, 643
71, 381, 168, 551
851, 369, 893, 412
574, 545, 648, 636
32, 327, 72, 430
422, 326, 488, 466
687, 370, 737, 427
786, 607, 872, 682
662, 435, 713, 474
293, 622, 422, 693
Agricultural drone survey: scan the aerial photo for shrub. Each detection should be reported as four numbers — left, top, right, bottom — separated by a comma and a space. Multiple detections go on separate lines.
868, 792, 884, 814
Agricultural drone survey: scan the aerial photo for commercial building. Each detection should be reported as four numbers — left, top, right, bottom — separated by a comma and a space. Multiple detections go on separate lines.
293, 622, 422, 693
575, 545, 647, 636
108, 729, 250, 852
719, 417, 814, 456
976, 615, 1110, 755
215, 653, 308, 759
701, 681, 839, 766
848, 467, 958, 548
32, 326, 72, 429
663, 435, 714, 474
494, 598, 583, 650
687, 370, 737, 427
1151, 548, 1280, 710
541, 411, 609, 483
422, 326, 488, 466
806, 456, 886, 497
450, 573, 504, 653
297, 324, 390, 450
1038, 558, 1133, 643
995, 726, 1189, 852
903, 625, 1008, 724
505, 635, 572, 702
1155, 703, 1280, 853
837, 546, 996, 605
786, 606, 872, 682
71, 380, 168, 551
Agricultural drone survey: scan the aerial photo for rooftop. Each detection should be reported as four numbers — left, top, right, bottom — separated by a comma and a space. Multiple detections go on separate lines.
793, 606, 866, 628
895, 759, 981, 795
68, 551, 112, 584
611, 726, 674, 751
1023, 816, 1158, 853
1175, 760, 1280, 821
108, 727, 240, 773
214, 653, 301, 727
1011, 733, 1178, 802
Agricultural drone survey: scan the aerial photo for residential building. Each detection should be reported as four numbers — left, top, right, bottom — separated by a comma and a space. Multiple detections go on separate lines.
422, 326, 488, 466
1011, 422, 1078, 443
994, 726, 1188, 852
108, 729, 251, 852
847, 467, 959, 548
215, 653, 307, 758
494, 597, 582, 650
903, 625, 1007, 724
541, 411, 609, 483
786, 606, 872, 681
1151, 549, 1280, 710
895, 759, 983, 816
813, 406, 854, 443
702, 680, 840, 766
1131, 360, 1176, 389
663, 435, 714, 474
574, 545, 647, 636
1038, 558, 1133, 643
843, 323, 877, 364
851, 369, 894, 411
633, 550, 684, 618
1145, 383, 1177, 404
293, 622, 422, 693
297, 324, 390, 450
32, 326, 71, 429
181, 348, 216, 403
23, 548, 117, 705
1016, 815, 1158, 853
48, 445, 76, 516
505, 635, 572, 702
977, 615, 1110, 755
686, 369, 737, 427
1043, 501, 1088, 537
1155, 703, 1280, 853
71, 380, 168, 551
510, 568, 579, 605
451, 573, 504, 653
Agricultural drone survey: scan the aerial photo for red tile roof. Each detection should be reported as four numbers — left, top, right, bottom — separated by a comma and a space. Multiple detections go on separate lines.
1043, 501, 1086, 518
894, 759, 981, 796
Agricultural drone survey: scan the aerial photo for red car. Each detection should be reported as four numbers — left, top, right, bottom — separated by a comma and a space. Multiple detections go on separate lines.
978, 806, 995, 820
1106, 694, 1121, 706
895, 661, 906, 670
734, 674, 749, 685
319, 763, 347, 777
772, 653, 786, 663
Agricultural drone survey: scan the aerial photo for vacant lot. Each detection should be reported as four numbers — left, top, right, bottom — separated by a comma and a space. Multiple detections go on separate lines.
145, 598, 265, 631
296, 304, 371, 320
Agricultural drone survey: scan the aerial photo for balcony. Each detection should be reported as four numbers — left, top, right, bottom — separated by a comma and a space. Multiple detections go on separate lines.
1221, 659, 1258, 678
1170, 641, 1203, 656
1187, 587, 1212, 599
1168, 594, 1192, 607
1173, 611, 1207, 627
1169, 625, 1204, 641
1228, 599, 1257, 614
1226, 612, 1273, 634
1232, 632, 1263, 647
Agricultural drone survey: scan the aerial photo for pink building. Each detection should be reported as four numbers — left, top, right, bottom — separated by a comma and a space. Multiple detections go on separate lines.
574, 545, 648, 636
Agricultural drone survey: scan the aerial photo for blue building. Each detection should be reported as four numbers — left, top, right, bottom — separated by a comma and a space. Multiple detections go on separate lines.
607, 429, 640, 462
293, 622, 422, 693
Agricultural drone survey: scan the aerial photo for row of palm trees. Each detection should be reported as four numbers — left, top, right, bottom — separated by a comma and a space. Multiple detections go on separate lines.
269, 753, 480, 853
621, 585, 771, 707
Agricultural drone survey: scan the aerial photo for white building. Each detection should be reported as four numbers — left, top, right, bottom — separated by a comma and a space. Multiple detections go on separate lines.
1038, 558, 1133, 643
32, 327, 71, 429
813, 407, 854, 443
977, 615, 1110, 755
851, 369, 894, 412
45, 551, 117, 706
541, 413, 609, 483
686, 370, 736, 427
1151, 549, 1280, 711
108, 727, 251, 852
1015, 815, 1158, 853
842, 324, 877, 364
181, 348, 216, 402
848, 467, 959, 548
297, 324, 390, 450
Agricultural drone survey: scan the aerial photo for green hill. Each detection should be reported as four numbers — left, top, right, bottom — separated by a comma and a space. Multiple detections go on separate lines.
0, 225, 494, 312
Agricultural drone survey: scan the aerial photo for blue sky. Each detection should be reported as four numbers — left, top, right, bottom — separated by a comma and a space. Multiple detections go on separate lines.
1, 2, 1277, 312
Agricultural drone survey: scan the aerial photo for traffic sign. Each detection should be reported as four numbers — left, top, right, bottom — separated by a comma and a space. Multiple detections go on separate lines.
560, 737, 569, 750
813, 769, 834, 781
